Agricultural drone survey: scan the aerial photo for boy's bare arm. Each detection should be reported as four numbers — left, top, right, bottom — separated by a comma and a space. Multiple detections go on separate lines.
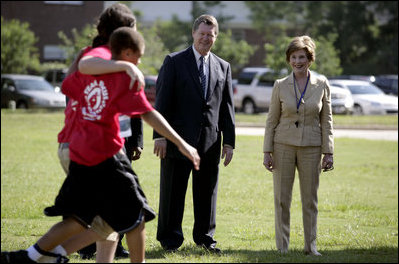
141, 110, 200, 170
78, 56, 144, 90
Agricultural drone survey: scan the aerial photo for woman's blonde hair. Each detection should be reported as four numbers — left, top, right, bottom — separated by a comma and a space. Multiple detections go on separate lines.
285, 35, 316, 63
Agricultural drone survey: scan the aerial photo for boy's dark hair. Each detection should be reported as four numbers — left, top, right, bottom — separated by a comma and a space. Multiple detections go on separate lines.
110, 27, 145, 56
92, 3, 136, 48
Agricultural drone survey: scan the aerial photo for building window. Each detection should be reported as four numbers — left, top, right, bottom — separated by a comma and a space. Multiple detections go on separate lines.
231, 28, 246, 41
43, 45, 67, 61
44, 1, 83, 5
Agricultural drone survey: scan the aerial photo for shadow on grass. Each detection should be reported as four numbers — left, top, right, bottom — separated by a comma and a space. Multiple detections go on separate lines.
146, 246, 398, 263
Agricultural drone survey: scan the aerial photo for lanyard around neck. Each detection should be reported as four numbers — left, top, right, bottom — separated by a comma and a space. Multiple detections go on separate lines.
293, 73, 310, 113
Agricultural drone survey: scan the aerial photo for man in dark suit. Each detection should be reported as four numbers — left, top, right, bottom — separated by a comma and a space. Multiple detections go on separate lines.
153, 14, 235, 253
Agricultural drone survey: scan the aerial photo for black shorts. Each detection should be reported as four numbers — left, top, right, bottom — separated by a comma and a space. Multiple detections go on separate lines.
47, 152, 156, 233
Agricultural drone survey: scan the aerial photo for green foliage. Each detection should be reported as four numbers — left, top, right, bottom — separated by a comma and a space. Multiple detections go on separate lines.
264, 36, 292, 73
154, 16, 192, 53
246, 1, 398, 75
213, 30, 256, 76
1, 17, 41, 74
312, 34, 342, 77
57, 24, 96, 66
139, 26, 170, 75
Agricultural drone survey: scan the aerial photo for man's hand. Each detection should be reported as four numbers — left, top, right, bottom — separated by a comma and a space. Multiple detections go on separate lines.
221, 145, 234, 167
130, 147, 142, 161
153, 138, 167, 159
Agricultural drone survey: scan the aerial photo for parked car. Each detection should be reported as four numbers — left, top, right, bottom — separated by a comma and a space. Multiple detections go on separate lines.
234, 67, 286, 114
328, 79, 398, 115
329, 75, 376, 83
1, 74, 66, 109
144, 75, 157, 106
372, 75, 398, 96
44, 68, 68, 92
330, 85, 354, 115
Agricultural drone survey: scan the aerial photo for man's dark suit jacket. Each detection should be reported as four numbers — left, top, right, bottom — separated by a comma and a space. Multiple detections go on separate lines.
153, 46, 235, 156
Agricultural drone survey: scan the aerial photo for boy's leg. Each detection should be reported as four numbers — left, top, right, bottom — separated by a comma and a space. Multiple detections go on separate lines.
1, 217, 84, 263
36, 217, 85, 252
125, 220, 145, 263
96, 240, 118, 263
60, 228, 118, 263
60, 228, 102, 255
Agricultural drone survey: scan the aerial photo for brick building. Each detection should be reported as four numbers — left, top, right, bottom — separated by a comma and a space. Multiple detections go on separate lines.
1, 1, 103, 62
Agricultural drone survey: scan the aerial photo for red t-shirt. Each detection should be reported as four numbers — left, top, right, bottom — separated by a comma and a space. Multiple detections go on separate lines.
58, 45, 111, 143
62, 71, 153, 166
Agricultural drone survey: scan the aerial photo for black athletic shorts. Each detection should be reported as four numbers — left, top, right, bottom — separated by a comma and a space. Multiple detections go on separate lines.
46, 151, 156, 233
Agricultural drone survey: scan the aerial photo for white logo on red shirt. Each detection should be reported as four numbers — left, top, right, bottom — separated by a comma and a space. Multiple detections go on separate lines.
82, 80, 109, 120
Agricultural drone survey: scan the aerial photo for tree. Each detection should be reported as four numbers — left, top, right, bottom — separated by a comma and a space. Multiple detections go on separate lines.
154, 15, 192, 53
213, 30, 256, 76
139, 26, 170, 75
57, 24, 96, 66
303, 1, 398, 74
1, 17, 40, 74
245, 1, 305, 38
246, 1, 398, 75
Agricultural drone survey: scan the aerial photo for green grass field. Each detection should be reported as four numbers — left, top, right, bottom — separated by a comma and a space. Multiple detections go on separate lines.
1, 110, 398, 263
235, 112, 398, 129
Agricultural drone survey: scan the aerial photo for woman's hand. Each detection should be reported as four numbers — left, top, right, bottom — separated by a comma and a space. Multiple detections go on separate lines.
322, 153, 334, 171
263, 152, 274, 172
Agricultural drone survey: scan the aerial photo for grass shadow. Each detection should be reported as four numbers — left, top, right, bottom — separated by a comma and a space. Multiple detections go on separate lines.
146, 246, 398, 263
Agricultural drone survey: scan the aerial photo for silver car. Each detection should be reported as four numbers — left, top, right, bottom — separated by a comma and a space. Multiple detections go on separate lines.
330, 85, 354, 115
1, 74, 66, 109
329, 79, 398, 115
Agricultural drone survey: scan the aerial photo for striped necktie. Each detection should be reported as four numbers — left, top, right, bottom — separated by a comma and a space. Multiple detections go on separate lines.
199, 56, 206, 98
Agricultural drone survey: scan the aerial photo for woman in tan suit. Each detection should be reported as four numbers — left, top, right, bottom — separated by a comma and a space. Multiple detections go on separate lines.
263, 36, 334, 256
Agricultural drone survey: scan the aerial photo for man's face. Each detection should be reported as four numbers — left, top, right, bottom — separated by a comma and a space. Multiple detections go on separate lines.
192, 23, 217, 56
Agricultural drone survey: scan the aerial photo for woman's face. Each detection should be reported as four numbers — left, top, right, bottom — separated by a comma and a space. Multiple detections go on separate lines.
289, 49, 310, 76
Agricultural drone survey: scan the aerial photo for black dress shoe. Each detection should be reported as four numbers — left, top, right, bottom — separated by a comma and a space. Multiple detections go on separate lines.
200, 244, 222, 254
162, 245, 179, 253
79, 251, 95, 260
115, 244, 130, 259
78, 243, 96, 260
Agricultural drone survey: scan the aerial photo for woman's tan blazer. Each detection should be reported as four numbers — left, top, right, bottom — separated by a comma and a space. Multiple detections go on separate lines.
263, 72, 334, 154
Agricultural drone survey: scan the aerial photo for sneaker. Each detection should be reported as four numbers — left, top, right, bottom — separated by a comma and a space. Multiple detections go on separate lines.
1, 250, 37, 263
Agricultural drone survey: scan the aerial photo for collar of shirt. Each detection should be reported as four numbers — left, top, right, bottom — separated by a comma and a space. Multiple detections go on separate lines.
192, 45, 210, 69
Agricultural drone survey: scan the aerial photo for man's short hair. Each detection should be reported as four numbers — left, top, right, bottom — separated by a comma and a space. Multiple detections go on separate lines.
110, 27, 145, 56
192, 14, 219, 36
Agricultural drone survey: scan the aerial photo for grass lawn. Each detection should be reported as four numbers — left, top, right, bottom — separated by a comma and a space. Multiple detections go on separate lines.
1, 110, 398, 263
235, 112, 398, 129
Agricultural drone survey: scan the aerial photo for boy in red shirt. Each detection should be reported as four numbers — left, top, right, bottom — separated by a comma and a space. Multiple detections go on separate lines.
2, 27, 200, 263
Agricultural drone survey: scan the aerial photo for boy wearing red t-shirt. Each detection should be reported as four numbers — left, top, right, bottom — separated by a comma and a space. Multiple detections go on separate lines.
1, 27, 200, 264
